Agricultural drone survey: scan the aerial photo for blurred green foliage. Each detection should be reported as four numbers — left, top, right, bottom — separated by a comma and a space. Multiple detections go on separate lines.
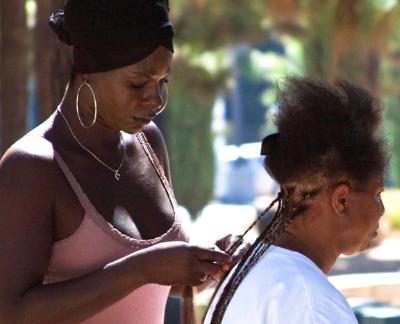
166, 0, 400, 216
168, 0, 268, 215
167, 59, 220, 215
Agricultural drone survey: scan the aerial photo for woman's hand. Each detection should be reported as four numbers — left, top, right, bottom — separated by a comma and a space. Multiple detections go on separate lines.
135, 241, 233, 286
212, 234, 251, 281
217, 234, 250, 261
189, 234, 251, 289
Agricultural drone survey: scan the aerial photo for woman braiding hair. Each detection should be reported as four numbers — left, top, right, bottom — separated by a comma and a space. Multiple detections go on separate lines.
204, 76, 388, 324
0, 1, 249, 323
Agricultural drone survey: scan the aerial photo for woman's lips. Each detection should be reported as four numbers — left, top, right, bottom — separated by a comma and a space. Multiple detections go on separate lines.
133, 117, 151, 124
372, 225, 379, 237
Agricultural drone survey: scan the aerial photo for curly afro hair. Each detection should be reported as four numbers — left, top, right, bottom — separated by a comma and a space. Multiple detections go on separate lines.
264, 77, 388, 187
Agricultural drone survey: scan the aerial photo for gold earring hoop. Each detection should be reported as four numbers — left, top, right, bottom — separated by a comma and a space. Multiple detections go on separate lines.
76, 79, 98, 128
156, 83, 169, 115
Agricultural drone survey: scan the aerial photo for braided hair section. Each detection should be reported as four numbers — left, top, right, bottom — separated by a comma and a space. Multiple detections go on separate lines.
208, 187, 319, 324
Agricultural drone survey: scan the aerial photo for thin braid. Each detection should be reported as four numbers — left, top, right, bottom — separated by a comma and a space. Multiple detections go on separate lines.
210, 189, 316, 324
225, 193, 283, 255
203, 193, 283, 324
209, 193, 289, 324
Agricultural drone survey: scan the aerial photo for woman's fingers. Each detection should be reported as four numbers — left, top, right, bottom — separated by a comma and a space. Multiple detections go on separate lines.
189, 247, 235, 285
231, 241, 251, 263
198, 259, 222, 276
215, 234, 244, 255
214, 234, 252, 272
194, 246, 232, 264
215, 234, 233, 251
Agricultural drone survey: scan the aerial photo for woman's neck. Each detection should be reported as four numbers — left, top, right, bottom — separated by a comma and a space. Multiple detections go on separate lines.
274, 230, 340, 274
57, 84, 122, 153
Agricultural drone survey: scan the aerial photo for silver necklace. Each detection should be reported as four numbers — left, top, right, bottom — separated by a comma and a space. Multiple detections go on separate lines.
57, 107, 125, 181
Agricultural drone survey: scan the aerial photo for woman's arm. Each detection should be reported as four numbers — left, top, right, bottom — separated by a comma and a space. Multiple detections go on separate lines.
0, 146, 231, 324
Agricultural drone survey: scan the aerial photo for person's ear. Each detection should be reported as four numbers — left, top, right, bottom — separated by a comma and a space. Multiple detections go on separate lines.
70, 72, 86, 88
331, 183, 350, 215
81, 73, 89, 83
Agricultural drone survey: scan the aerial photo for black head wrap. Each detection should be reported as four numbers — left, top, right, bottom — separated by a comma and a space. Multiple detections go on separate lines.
261, 132, 280, 181
49, 0, 174, 73
260, 133, 280, 156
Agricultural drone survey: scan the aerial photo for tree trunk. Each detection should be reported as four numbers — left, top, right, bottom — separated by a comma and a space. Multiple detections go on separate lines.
0, 0, 28, 154
35, 0, 72, 123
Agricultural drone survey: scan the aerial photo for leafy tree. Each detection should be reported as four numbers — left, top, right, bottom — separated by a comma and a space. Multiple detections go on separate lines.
168, 0, 268, 215
167, 58, 218, 215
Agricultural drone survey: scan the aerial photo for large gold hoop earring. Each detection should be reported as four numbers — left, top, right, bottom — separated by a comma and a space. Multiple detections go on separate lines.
76, 80, 97, 128
156, 83, 168, 115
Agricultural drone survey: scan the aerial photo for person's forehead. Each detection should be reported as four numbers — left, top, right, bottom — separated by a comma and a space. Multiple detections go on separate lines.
363, 176, 384, 191
127, 49, 173, 77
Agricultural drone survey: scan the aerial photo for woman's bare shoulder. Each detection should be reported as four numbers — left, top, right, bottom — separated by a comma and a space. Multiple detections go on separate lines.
0, 134, 58, 188
141, 122, 170, 178
141, 122, 167, 156
142, 122, 164, 143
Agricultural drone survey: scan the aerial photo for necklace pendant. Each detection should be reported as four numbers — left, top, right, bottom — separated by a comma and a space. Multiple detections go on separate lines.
114, 171, 121, 181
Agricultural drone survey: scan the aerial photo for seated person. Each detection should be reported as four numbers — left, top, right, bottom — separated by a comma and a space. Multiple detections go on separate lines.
204, 77, 388, 324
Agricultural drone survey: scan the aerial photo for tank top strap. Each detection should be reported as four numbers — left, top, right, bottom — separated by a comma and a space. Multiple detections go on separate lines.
53, 150, 94, 213
136, 132, 178, 214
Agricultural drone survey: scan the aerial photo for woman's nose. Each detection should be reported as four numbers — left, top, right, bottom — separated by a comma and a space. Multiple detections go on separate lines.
379, 196, 385, 216
148, 95, 163, 113
144, 83, 166, 113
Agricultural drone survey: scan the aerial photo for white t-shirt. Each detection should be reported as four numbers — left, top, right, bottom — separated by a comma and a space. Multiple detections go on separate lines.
204, 245, 357, 324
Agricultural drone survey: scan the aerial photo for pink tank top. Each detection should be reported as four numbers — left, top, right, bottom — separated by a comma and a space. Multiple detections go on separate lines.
44, 132, 188, 323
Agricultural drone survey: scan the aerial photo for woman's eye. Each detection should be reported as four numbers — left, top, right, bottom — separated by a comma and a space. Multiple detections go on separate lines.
130, 82, 146, 89
160, 78, 169, 85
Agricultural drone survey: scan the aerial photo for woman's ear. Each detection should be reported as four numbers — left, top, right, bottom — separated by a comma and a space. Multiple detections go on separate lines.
81, 73, 89, 82
69, 71, 85, 87
331, 183, 350, 215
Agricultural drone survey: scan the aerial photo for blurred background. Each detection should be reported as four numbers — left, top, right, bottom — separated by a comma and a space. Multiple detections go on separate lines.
1, 0, 400, 323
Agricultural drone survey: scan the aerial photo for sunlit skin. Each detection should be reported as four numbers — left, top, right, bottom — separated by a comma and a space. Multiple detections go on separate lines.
275, 177, 385, 274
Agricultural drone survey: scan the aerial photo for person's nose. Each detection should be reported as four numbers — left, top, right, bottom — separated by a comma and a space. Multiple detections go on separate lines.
380, 201, 385, 216
379, 196, 385, 216
144, 82, 165, 115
